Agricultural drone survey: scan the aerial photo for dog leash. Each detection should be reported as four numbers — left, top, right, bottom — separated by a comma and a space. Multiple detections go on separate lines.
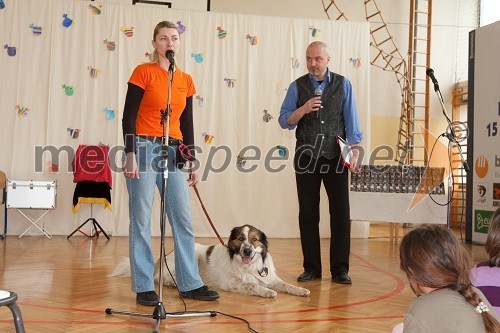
192, 184, 225, 245
181, 151, 225, 246
191, 171, 271, 284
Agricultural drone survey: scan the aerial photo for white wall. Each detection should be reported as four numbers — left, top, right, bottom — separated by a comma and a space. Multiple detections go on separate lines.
211, 0, 465, 121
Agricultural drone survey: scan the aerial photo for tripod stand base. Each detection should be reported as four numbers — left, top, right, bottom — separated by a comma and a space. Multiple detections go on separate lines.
67, 218, 110, 240
105, 302, 216, 333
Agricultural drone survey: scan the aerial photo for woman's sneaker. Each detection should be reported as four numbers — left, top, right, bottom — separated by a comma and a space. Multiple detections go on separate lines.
136, 291, 159, 306
180, 285, 219, 301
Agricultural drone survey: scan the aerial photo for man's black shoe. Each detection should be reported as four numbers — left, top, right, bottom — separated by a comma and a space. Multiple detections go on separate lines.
136, 291, 159, 306
332, 272, 352, 284
297, 271, 322, 282
180, 285, 220, 301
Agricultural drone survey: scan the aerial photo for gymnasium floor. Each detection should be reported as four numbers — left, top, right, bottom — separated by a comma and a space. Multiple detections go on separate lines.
0, 224, 485, 333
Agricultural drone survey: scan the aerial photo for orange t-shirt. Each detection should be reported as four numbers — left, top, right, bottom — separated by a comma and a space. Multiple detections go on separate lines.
128, 63, 196, 140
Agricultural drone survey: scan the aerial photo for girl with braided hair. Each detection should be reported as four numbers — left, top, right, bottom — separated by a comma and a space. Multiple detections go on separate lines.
394, 225, 500, 333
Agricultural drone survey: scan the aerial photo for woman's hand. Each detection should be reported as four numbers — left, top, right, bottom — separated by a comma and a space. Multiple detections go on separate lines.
187, 170, 198, 187
124, 152, 139, 179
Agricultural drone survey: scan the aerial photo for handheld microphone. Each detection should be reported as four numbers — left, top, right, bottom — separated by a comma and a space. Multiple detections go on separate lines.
314, 88, 322, 119
426, 68, 439, 92
166, 50, 175, 65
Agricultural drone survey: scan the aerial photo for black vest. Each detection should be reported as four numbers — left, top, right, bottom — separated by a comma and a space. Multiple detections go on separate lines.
295, 72, 346, 159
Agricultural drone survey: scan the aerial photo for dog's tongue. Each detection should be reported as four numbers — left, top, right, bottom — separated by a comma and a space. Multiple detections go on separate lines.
242, 256, 252, 264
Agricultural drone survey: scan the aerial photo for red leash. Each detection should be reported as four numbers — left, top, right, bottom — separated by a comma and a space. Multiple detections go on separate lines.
182, 151, 225, 246
192, 184, 225, 245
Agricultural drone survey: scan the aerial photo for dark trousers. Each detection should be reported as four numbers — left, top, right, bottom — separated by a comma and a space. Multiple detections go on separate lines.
294, 152, 350, 276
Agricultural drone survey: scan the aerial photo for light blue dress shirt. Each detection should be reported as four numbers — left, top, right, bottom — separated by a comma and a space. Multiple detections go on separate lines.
279, 69, 363, 144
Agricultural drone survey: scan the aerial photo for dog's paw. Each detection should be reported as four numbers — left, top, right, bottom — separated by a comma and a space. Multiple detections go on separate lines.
264, 290, 278, 298
287, 286, 311, 297
299, 288, 311, 297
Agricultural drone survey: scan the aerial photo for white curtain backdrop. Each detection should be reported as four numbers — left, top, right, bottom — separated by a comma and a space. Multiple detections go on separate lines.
0, 0, 370, 237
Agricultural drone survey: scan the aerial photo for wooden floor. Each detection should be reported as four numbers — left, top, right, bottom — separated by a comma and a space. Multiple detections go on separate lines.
0, 224, 487, 333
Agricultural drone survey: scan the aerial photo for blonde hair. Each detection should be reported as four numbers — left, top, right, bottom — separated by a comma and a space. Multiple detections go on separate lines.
151, 21, 179, 63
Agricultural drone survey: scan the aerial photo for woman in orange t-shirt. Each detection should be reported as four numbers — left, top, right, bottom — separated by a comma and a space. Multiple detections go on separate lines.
122, 21, 219, 306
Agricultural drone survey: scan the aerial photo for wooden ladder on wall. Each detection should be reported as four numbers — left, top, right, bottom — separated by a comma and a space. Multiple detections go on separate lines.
322, 0, 433, 166
398, 0, 433, 166
322, 0, 407, 79
450, 84, 468, 228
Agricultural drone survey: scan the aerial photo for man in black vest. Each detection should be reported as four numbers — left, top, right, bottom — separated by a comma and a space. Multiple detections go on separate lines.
278, 41, 363, 284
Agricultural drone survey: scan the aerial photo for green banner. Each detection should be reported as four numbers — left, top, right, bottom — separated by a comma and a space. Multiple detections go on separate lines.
474, 210, 493, 234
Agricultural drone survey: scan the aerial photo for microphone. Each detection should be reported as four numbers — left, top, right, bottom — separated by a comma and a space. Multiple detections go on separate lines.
426, 68, 439, 92
166, 50, 175, 65
314, 87, 322, 119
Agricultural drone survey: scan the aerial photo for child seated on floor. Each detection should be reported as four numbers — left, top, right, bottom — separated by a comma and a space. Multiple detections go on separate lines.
471, 207, 500, 315
392, 225, 500, 333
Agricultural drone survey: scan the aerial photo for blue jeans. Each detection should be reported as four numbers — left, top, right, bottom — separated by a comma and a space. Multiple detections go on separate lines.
125, 136, 204, 293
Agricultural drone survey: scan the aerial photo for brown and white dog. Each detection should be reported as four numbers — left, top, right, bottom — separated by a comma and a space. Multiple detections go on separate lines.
111, 225, 310, 298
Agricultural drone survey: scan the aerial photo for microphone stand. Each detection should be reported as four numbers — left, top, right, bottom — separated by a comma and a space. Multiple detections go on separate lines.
106, 56, 215, 332
430, 83, 469, 230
